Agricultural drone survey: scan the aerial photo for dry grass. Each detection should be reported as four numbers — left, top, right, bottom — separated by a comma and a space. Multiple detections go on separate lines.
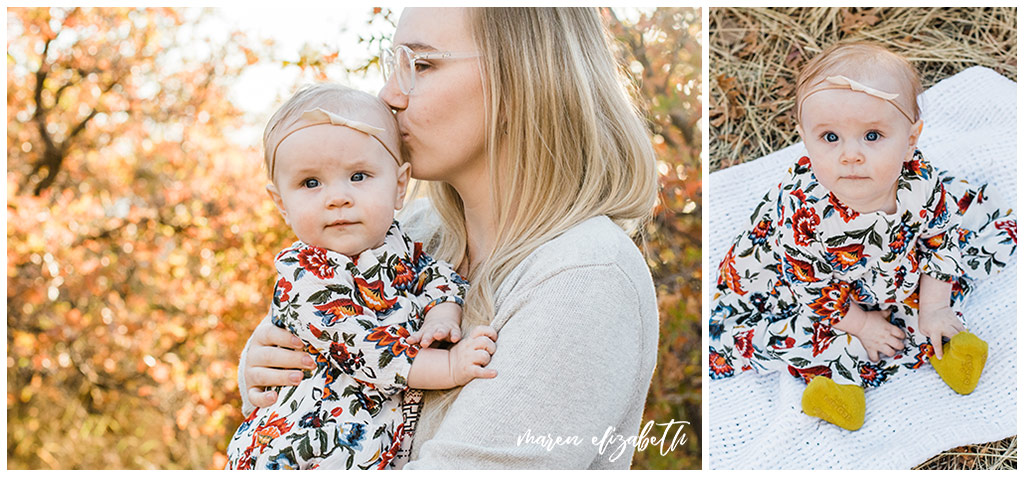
709, 7, 1018, 470
914, 436, 1017, 470
709, 7, 1017, 171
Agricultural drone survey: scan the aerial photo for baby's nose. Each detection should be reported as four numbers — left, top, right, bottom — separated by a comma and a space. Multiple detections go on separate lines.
325, 184, 353, 208
839, 142, 864, 163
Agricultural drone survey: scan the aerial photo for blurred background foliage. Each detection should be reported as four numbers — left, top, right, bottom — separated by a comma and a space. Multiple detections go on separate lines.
7, 7, 701, 469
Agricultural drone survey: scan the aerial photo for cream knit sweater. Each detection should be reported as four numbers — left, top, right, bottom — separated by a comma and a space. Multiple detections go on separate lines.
239, 201, 659, 469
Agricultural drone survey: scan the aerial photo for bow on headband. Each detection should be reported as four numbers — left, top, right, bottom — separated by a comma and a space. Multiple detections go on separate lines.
269, 108, 401, 177
798, 75, 915, 123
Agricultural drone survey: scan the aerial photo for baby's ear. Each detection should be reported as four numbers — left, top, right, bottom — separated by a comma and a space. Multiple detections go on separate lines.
908, 119, 924, 148
796, 124, 806, 142
266, 183, 290, 226
394, 163, 412, 209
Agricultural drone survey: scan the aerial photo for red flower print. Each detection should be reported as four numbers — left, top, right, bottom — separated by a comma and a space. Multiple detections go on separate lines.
709, 349, 734, 379
957, 190, 976, 214
995, 219, 1017, 244
717, 244, 747, 296
859, 362, 887, 387
783, 253, 818, 283
807, 282, 852, 326
377, 423, 405, 469
791, 206, 821, 246
797, 156, 811, 168
911, 342, 934, 369
787, 365, 832, 384
748, 217, 774, 245
251, 412, 294, 452
275, 277, 292, 303
391, 258, 416, 290
827, 193, 860, 223
903, 289, 919, 310
298, 247, 336, 279
329, 341, 365, 374
907, 251, 919, 273
824, 243, 867, 272
354, 277, 398, 313
921, 233, 945, 250
734, 329, 756, 359
366, 325, 416, 358
904, 157, 925, 178
929, 185, 949, 225
811, 321, 837, 357
770, 336, 796, 350
888, 223, 913, 255
790, 188, 807, 204
314, 298, 363, 326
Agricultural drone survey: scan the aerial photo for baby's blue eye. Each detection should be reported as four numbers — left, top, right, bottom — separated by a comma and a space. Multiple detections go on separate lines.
303, 178, 320, 188
351, 172, 366, 182
823, 132, 839, 143
865, 131, 880, 141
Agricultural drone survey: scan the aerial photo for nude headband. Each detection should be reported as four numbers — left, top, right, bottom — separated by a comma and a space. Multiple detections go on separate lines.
798, 75, 915, 123
269, 108, 401, 178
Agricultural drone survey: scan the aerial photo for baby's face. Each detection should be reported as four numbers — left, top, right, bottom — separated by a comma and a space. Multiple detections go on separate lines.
269, 124, 409, 257
798, 88, 922, 214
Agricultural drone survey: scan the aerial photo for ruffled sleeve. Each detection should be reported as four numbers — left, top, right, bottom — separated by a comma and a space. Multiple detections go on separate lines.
913, 163, 965, 282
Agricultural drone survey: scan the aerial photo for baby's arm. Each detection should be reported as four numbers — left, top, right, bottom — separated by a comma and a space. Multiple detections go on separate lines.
408, 325, 498, 389
916, 274, 965, 359
408, 302, 462, 348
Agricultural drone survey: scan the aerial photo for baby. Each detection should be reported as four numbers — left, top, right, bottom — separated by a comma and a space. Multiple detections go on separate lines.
709, 42, 1016, 430
226, 84, 498, 469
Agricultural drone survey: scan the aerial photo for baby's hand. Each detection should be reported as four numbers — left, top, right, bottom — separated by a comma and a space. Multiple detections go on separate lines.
408, 301, 462, 348
836, 308, 905, 362
408, 319, 462, 348
449, 325, 498, 386
918, 304, 965, 360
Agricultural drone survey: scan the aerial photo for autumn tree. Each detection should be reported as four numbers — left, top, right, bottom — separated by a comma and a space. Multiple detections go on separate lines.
7, 7, 290, 469
604, 7, 703, 470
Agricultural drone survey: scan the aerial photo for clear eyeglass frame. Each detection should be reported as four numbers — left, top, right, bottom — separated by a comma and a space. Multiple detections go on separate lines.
381, 44, 481, 95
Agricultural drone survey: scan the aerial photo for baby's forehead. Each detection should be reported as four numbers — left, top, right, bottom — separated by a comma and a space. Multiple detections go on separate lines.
278, 124, 397, 170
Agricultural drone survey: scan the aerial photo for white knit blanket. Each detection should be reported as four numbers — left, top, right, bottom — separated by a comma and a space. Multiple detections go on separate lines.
707, 66, 1018, 469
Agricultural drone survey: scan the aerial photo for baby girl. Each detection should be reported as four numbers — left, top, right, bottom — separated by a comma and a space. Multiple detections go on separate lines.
709, 42, 1016, 430
226, 83, 497, 469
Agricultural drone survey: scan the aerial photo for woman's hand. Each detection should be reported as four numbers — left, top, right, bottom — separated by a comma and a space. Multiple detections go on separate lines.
918, 304, 965, 360
448, 325, 498, 386
243, 319, 315, 407
833, 306, 906, 362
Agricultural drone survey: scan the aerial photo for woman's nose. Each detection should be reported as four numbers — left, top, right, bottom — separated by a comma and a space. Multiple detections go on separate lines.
379, 74, 408, 111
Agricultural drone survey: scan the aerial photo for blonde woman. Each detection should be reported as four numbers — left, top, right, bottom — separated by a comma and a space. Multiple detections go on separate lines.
238, 8, 659, 469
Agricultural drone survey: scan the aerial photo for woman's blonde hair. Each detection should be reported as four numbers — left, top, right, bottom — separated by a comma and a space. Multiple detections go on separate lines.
795, 41, 923, 122
415, 6, 658, 445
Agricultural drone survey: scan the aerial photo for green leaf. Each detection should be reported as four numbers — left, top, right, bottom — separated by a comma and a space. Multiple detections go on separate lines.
307, 289, 333, 304
378, 352, 393, 369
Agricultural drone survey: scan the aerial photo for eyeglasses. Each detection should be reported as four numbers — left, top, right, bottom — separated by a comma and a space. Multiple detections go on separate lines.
381, 44, 480, 95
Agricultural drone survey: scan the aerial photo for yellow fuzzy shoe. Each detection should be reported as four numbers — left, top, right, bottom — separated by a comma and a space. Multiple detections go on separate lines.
930, 331, 988, 395
801, 376, 865, 431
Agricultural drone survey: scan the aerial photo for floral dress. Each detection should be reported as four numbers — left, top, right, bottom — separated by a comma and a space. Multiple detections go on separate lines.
226, 221, 468, 470
709, 152, 1016, 388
